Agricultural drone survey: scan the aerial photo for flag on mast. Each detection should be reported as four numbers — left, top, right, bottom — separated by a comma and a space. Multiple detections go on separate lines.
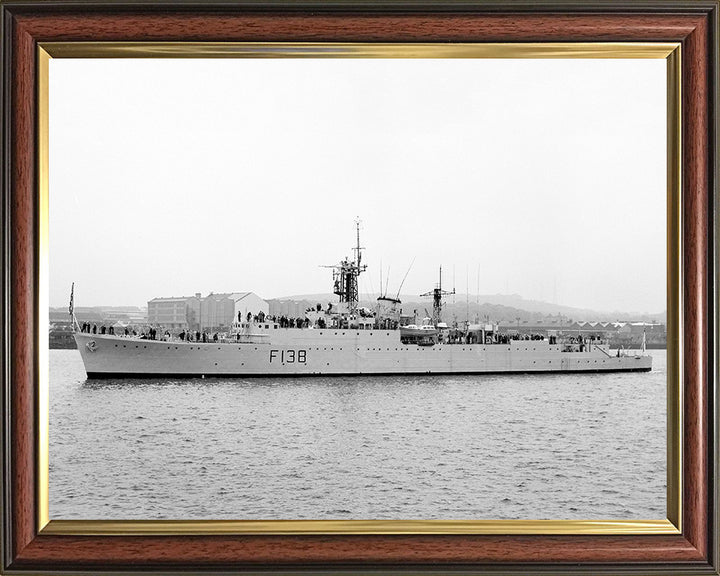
69, 282, 74, 320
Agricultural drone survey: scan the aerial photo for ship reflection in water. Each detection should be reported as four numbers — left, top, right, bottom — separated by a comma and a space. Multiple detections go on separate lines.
50, 349, 666, 521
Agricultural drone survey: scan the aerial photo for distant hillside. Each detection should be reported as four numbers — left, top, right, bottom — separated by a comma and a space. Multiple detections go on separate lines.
277, 292, 666, 323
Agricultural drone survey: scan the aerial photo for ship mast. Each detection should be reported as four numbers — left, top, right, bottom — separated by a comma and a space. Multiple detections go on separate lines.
420, 266, 455, 326
323, 220, 367, 314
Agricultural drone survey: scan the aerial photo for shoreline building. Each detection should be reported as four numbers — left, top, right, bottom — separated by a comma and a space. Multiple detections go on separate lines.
200, 293, 234, 331
148, 292, 268, 332
148, 295, 201, 331
228, 292, 269, 326
268, 299, 316, 319
199, 292, 269, 330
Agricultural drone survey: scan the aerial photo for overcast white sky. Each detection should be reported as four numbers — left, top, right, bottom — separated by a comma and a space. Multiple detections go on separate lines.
49, 58, 666, 313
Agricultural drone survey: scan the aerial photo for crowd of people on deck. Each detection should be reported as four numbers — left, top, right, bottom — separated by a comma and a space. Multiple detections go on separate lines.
79, 322, 172, 340
177, 330, 221, 343
275, 316, 311, 328
77, 311, 608, 352
496, 333, 546, 344
241, 310, 320, 329
80, 322, 118, 336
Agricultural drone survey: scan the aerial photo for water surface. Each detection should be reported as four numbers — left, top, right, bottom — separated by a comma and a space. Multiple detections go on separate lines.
50, 349, 666, 520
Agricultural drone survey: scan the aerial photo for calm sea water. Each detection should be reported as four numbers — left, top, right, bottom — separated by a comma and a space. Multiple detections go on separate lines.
49, 349, 666, 520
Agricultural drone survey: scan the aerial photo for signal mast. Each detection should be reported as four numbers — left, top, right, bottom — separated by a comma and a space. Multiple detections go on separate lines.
322, 219, 367, 315
421, 266, 455, 327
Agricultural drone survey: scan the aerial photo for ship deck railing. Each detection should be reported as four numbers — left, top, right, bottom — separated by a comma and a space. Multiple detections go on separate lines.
81, 331, 615, 352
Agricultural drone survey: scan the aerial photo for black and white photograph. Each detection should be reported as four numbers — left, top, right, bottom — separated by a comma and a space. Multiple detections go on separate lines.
48, 54, 667, 521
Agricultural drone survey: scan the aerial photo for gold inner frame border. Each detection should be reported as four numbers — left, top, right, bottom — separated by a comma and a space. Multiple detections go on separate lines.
36, 41, 682, 536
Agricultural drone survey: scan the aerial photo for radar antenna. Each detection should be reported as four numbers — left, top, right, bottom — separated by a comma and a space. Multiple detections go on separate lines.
420, 266, 455, 327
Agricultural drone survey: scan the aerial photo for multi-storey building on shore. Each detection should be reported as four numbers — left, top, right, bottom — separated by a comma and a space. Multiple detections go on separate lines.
147, 292, 269, 332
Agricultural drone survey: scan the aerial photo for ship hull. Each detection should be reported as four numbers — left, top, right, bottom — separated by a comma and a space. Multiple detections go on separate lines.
74, 331, 652, 378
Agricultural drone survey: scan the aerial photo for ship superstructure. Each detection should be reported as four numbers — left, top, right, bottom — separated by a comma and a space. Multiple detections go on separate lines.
72, 226, 653, 378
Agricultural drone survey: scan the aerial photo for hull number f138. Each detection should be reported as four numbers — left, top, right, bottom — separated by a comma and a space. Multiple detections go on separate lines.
269, 350, 307, 364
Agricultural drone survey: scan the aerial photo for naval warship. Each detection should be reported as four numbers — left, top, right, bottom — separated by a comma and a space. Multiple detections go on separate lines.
72, 226, 653, 378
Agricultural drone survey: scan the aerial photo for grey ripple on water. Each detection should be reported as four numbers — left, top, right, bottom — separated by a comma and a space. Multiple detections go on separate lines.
49, 349, 666, 520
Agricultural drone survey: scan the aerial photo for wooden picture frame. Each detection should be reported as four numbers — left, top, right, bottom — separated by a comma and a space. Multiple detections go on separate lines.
1, 1, 717, 574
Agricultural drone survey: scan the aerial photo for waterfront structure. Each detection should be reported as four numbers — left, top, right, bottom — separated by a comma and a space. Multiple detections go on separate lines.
73, 225, 652, 378
612, 321, 667, 349
147, 293, 268, 331
497, 319, 603, 335
50, 306, 146, 328
268, 299, 315, 319
148, 296, 199, 330
228, 292, 269, 324
199, 293, 234, 331
199, 292, 268, 330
